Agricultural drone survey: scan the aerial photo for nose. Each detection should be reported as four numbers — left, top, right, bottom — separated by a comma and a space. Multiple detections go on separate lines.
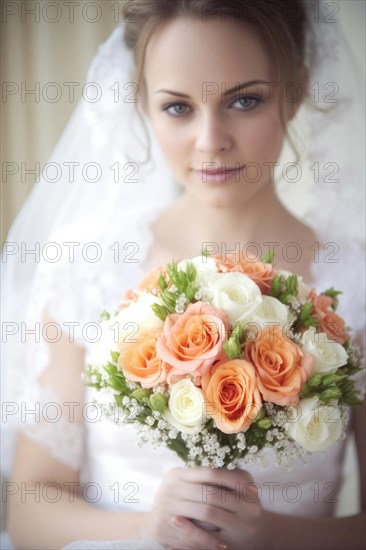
194, 111, 232, 154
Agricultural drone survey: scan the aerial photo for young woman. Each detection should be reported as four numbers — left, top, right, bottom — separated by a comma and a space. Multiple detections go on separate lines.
3, 1, 365, 549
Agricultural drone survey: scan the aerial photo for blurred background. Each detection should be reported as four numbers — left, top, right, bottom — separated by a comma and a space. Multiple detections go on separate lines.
0, 0, 365, 522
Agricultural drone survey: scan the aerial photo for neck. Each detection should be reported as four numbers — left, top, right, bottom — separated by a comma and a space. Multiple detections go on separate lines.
173, 182, 284, 246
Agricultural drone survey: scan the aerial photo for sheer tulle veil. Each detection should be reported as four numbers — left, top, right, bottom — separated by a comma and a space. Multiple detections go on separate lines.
1, 0, 365, 487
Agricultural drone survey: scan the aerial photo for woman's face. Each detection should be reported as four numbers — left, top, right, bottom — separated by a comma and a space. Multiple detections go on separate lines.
144, 17, 295, 209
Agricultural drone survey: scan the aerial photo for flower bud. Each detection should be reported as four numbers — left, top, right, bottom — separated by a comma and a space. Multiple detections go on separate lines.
321, 387, 342, 402
131, 388, 150, 403
308, 374, 323, 388
257, 417, 272, 429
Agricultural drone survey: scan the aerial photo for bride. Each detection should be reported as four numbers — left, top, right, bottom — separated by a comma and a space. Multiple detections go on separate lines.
2, 1, 365, 549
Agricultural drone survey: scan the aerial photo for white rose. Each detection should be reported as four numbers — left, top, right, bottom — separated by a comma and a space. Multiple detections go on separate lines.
164, 379, 207, 434
301, 328, 348, 375
250, 295, 294, 329
178, 255, 217, 287
286, 396, 342, 452
90, 293, 163, 366
278, 269, 310, 300
208, 271, 262, 325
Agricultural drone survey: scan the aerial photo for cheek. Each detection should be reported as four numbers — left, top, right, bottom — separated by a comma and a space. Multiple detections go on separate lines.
152, 119, 187, 168
243, 110, 285, 161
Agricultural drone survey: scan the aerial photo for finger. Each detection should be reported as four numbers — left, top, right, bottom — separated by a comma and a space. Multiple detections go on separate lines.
171, 500, 236, 532
178, 466, 254, 490
171, 515, 228, 550
177, 468, 260, 505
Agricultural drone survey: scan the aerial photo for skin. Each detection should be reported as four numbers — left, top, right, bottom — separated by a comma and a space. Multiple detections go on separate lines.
142, 16, 316, 282
7, 15, 365, 550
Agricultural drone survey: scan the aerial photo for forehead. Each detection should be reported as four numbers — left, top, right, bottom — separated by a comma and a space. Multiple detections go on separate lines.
144, 17, 275, 94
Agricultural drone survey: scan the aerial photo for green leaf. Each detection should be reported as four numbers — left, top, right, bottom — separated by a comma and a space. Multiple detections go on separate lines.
309, 374, 323, 388
149, 392, 168, 413
320, 386, 342, 403
300, 302, 313, 321
159, 273, 168, 291
167, 261, 179, 281
322, 373, 348, 387
110, 350, 120, 363
285, 275, 298, 295
323, 287, 343, 310
109, 375, 129, 393
186, 285, 196, 301
185, 262, 197, 283
151, 303, 169, 321
103, 363, 118, 376
114, 394, 123, 407
100, 310, 111, 321
262, 250, 274, 264
271, 275, 282, 298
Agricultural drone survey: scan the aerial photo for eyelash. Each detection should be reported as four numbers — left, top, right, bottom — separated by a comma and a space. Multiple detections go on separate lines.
162, 95, 262, 117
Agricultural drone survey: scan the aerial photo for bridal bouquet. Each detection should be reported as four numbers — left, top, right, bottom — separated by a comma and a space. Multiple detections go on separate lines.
85, 253, 364, 468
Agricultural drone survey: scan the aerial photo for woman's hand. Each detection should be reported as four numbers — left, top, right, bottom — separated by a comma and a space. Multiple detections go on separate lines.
147, 467, 267, 550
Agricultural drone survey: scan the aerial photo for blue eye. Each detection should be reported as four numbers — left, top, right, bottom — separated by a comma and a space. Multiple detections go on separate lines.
231, 95, 261, 110
163, 103, 190, 117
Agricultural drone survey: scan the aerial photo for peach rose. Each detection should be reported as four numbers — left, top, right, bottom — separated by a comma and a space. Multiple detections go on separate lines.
201, 359, 262, 434
137, 265, 167, 295
214, 252, 274, 294
308, 289, 349, 344
118, 328, 168, 388
245, 326, 314, 406
156, 301, 228, 380
118, 288, 138, 310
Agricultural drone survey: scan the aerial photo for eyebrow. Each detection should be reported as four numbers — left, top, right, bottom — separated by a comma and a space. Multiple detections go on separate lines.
154, 80, 270, 98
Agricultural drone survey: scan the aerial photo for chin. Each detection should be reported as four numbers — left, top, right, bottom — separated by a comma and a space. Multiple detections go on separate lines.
199, 189, 243, 209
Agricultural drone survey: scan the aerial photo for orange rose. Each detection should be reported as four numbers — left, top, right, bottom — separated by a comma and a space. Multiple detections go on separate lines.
156, 301, 228, 380
214, 252, 274, 294
137, 265, 167, 295
118, 328, 168, 388
245, 326, 314, 406
201, 359, 262, 434
308, 289, 349, 344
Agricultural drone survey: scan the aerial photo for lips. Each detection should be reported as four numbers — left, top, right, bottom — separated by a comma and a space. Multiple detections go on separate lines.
194, 165, 245, 183
195, 164, 245, 175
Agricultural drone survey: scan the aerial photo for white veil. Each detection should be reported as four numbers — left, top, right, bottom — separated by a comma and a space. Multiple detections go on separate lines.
1, 0, 364, 489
